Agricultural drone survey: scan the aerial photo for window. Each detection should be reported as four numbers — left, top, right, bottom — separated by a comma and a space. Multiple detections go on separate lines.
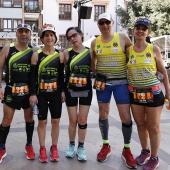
25, 21, 38, 31
59, 4, 71, 20
25, 0, 38, 10
14, 19, 22, 30
59, 35, 71, 49
13, 0, 22, 7
94, 5, 105, 21
3, 0, 12, 7
3, 19, 12, 31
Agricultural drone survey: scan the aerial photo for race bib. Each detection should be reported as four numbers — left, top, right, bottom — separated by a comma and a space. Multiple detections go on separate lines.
12, 83, 29, 96
69, 75, 87, 87
133, 88, 153, 103
39, 80, 57, 92
93, 73, 106, 91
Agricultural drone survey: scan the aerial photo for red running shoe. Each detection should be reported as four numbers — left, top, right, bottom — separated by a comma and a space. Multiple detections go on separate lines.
0, 149, 7, 163
97, 145, 111, 162
25, 145, 35, 160
121, 148, 137, 169
50, 145, 59, 162
39, 146, 48, 163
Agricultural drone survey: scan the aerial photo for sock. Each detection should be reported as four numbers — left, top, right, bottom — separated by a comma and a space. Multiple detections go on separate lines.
78, 142, 84, 148
70, 141, 75, 146
26, 121, 34, 145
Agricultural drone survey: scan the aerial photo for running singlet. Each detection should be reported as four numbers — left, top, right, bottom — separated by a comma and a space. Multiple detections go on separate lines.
65, 47, 91, 91
37, 49, 60, 93
95, 33, 127, 80
5, 43, 33, 84
127, 44, 160, 88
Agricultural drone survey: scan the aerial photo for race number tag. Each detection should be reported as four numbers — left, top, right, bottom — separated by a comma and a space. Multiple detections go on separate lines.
39, 80, 57, 92
93, 73, 106, 91
133, 88, 153, 103
12, 83, 29, 96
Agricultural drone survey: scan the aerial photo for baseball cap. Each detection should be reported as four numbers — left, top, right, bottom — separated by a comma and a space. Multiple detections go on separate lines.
41, 24, 56, 34
98, 13, 113, 22
17, 24, 32, 31
134, 18, 151, 29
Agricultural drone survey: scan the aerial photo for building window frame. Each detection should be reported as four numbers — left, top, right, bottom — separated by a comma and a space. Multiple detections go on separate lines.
94, 5, 105, 21
59, 35, 71, 49
59, 4, 71, 20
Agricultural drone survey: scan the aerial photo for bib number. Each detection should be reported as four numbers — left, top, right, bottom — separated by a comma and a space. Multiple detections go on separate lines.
93, 73, 106, 91
39, 80, 57, 92
69, 75, 87, 88
12, 83, 29, 96
133, 88, 153, 103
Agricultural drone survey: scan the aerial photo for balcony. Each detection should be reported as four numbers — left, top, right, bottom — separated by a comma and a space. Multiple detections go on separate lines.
24, 4, 41, 13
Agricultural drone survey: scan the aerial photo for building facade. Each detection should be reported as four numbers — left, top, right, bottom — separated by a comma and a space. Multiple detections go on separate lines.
0, 0, 126, 50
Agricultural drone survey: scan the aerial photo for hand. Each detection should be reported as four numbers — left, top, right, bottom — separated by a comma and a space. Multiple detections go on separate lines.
0, 88, 4, 100
61, 91, 66, 103
29, 95, 38, 107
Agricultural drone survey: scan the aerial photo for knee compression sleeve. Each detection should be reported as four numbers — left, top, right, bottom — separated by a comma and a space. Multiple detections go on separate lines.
78, 123, 87, 129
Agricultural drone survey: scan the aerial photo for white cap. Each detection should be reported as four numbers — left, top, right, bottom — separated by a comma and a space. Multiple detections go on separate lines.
98, 13, 113, 22
41, 24, 56, 34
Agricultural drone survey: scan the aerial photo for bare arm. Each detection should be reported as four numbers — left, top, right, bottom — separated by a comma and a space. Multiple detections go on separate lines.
120, 33, 133, 53
90, 39, 97, 74
0, 45, 9, 100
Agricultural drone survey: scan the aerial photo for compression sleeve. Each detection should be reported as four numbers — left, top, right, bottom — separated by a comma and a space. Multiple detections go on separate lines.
29, 64, 38, 95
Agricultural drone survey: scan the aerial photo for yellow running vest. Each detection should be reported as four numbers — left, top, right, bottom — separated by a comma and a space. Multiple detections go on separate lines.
95, 33, 126, 79
127, 44, 160, 88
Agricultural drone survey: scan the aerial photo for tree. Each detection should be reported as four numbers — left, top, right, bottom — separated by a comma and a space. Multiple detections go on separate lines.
116, 0, 170, 37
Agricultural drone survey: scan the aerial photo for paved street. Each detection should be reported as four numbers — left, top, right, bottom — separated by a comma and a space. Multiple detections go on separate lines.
0, 80, 170, 170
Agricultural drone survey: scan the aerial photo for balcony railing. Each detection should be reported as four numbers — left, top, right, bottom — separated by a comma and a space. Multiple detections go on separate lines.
0, 3, 22, 8
24, 4, 41, 13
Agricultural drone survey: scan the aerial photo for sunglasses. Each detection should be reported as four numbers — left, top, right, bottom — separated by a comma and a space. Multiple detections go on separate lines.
136, 18, 151, 24
67, 33, 79, 41
17, 24, 31, 30
98, 20, 111, 26
42, 24, 55, 30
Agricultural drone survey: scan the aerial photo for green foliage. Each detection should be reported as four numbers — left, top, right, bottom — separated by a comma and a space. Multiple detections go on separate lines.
116, 0, 170, 36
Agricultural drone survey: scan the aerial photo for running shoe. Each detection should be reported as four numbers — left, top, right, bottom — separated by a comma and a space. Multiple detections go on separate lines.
39, 146, 48, 163
77, 147, 87, 161
0, 149, 7, 163
135, 149, 151, 165
122, 148, 137, 169
50, 145, 59, 162
142, 156, 159, 170
97, 145, 111, 162
66, 144, 75, 158
25, 145, 35, 160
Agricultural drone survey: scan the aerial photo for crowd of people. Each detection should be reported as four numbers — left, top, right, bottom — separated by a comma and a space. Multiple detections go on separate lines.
0, 13, 169, 170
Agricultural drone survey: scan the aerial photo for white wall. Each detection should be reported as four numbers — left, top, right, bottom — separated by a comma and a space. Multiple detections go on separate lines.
42, 0, 126, 41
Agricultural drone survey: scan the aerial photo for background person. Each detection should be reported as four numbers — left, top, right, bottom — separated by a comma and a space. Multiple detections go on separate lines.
29, 24, 65, 163
0, 24, 38, 163
126, 18, 170, 170
63, 27, 92, 161
91, 13, 137, 169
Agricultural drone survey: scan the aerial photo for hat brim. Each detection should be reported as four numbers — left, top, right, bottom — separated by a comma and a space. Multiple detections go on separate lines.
134, 22, 150, 29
